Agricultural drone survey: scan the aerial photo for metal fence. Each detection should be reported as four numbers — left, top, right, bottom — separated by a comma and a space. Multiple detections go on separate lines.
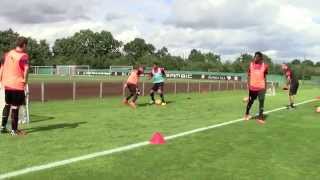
29, 80, 251, 102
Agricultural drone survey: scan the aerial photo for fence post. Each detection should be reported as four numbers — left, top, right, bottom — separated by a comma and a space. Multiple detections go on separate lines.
142, 81, 145, 96
100, 81, 103, 99
218, 80, 221, 91
226, 81, 229, 90
174, 80, 177, 95
233, 81, 236, 90
41, 82, 45, 103
198, 81, 201, 93
209, 82, 212, 92
187, 80, 190, 93
73, 81, 76, 101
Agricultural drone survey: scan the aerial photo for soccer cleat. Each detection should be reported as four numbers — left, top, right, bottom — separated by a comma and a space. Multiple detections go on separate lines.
161, 102, 167, 106
129, 101, 137, 109
123, 99, 129, 105
10, 130, 27, 136
149, 101, 155, 105
257, 119, 266, 124
244, 115, 252, 121
0, 127, 9, 134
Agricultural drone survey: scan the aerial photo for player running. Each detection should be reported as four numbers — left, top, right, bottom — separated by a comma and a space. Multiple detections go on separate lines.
282, 64, 299, 109
244, 52, 269, 124
0, 37, 29, 136
123, 66, 144, 109
149, 63, 166, 106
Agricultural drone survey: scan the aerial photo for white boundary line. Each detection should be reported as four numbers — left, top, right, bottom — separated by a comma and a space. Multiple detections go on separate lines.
0, 99, 317, 179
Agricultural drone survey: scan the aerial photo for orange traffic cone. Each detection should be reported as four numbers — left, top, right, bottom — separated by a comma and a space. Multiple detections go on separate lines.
150, 132, 166, 145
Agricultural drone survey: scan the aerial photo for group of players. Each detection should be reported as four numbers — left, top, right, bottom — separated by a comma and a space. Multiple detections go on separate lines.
123, 51, 302, 125
0, 36, 311, 136
123, 63, 167, 109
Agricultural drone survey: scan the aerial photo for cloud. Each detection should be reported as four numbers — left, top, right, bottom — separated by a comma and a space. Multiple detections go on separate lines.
0, 0, 320, 62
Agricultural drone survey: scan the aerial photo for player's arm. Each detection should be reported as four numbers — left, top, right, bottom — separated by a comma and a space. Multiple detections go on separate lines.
247, 68, 250, 90
0, 54, 4, 82
161, 68, 166, 78
20, 55, 29, 85
265, 65, 269, 88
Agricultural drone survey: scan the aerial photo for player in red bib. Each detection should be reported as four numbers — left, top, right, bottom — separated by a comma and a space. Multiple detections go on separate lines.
244, 52, 269, 124
0, 37, 29, 135
123, 66, 144, 109
282, 64, 299, 109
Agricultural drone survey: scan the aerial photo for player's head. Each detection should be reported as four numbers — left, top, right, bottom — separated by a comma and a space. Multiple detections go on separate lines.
137, 66, 144, 75
254, 51, 263, 62
282, 64, 289, 71
16, 36, 28, 51
153, 62, 159, 69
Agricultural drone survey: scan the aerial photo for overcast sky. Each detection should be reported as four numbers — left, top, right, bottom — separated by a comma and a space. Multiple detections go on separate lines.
1, 0, 320, 62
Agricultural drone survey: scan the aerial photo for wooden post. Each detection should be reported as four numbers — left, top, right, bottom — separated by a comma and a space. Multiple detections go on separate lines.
187, 80, 190, 93
142, 81, 145, 96
73, 81, 76, 101
100, 81, 103, 99
233, 81, 236, 90
198, 81, 201, 93
174, 80, 177, 95
209, 82, 212, 92
41, 82, 45, 103
218, 80, 221, 91
226, 81, 229, 90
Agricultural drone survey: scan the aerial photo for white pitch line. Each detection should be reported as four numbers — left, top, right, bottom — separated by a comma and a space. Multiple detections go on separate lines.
0, 99, 317, 179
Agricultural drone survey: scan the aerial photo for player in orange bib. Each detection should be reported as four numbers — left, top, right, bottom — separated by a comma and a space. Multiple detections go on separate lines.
244, 52, 269, 124
0, 37, 29, 136
123, 67, 144, 109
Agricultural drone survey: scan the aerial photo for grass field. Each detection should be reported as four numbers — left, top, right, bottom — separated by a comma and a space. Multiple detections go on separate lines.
0, 86, 319, 180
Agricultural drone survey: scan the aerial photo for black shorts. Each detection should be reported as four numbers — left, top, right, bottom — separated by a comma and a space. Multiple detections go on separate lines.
152, 82, 164, 92
289, 83, 299, 96
249, 90, 266, 102
5, 90, 26, 106
127, 84, 138, 94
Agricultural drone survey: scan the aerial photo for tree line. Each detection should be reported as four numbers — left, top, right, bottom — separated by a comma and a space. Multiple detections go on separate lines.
1, 29, 320, 79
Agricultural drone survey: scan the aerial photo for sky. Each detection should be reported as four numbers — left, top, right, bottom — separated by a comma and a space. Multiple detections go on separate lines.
1, 0, 320, 62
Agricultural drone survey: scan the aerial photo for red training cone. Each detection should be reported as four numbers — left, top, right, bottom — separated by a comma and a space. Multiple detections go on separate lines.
316, 96, 320, 100
150, 132, 166, 145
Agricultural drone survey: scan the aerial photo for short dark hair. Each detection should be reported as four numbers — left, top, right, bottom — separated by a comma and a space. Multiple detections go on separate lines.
254, 51, 263, 58
16, 36, 28, 48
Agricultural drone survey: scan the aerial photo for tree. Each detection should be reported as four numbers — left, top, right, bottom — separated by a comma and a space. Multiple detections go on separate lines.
123, 38, 155, 65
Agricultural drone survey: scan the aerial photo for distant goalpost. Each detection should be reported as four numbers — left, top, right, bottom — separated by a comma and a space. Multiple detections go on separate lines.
266, 81, 277, 96
109, 66, 133, 76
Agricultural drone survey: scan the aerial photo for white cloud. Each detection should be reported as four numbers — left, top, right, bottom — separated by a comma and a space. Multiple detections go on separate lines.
0, 0, 320, 62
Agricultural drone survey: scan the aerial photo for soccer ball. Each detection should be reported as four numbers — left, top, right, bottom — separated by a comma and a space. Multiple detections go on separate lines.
243, 97, 249, 103
155, 99, 162, 105
316, 107, 320, 113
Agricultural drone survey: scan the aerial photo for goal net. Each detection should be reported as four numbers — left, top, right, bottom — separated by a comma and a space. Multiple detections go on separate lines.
109, 66, 133, 76
266, 81, 277, 96
56, 65, 90, 76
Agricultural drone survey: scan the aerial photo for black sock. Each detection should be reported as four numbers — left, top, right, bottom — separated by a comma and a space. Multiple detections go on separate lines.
259, 98, 265, 120
2, 105, 10, 128
150, 92, 155, 102
246, 99, 254, 115
132, 94, 138, 103
160, 93, 165, 102
11, 108, 19, 131
126, 94, 133, 101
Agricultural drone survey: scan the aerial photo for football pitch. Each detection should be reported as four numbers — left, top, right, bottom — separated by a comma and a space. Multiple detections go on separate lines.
0, 86, 319, 180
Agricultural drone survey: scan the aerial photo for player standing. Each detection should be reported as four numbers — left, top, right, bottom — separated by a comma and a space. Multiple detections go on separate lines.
123, 67, 144, 109
244, 52, 269, 124
149, 63, 166, 105
0, 37, 29, 135
282, 64, 299, 109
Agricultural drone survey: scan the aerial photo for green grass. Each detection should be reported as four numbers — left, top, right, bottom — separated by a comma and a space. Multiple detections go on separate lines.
0, 86, 319, 180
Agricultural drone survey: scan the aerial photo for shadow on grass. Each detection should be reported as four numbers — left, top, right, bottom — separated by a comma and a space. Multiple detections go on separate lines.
25, 121, 87, 134
138, 101, 175, 107
30, 114, 55, 123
